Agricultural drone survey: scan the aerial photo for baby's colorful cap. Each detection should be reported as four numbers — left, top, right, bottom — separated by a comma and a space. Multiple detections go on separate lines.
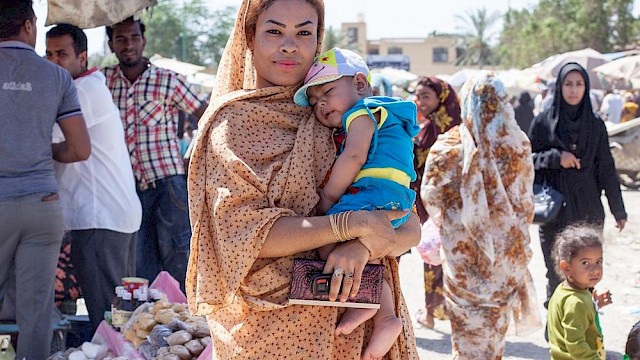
294, 47, 372, 107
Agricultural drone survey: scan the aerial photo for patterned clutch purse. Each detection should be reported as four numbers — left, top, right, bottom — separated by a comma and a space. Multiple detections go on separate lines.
288, 258, 384, 308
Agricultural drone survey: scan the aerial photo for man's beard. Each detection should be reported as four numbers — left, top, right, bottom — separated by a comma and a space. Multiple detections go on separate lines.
119, 55, 142, 68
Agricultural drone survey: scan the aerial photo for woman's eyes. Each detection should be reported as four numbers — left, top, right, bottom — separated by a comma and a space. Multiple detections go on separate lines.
265, 29, 313, 36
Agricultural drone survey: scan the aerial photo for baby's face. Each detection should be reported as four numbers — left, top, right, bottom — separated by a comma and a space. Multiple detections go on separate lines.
307, 76, 361, 129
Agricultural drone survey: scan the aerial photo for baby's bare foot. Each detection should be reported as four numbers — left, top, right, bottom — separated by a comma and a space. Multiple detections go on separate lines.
360, 313, 402, 360
335, 308, 377, 336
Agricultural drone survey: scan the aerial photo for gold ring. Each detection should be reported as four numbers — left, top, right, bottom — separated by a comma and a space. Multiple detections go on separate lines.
333, 268, 343, 278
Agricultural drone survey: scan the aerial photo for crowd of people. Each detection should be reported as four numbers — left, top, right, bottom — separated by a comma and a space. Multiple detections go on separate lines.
0, 0, 638, 359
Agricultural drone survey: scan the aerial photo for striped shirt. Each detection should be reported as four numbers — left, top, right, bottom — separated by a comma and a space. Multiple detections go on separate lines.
103, 63, 204, 186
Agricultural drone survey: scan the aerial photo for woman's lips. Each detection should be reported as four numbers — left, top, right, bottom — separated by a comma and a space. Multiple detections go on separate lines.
275, 60, 298, 69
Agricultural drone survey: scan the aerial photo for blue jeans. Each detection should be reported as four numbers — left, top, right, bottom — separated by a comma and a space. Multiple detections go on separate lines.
136, 175, 190, 291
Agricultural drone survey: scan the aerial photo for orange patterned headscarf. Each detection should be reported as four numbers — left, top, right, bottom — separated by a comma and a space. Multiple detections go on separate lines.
186, 0, 332, 316
422, 72, 540, 336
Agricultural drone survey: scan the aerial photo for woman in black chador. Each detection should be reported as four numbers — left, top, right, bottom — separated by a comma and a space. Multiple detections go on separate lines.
528, 62, 627, 303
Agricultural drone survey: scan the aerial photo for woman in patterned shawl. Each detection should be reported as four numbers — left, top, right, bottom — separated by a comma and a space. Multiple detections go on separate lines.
186, 0, 420, 359
411, 77, 461, 328
422, 73, 541, 357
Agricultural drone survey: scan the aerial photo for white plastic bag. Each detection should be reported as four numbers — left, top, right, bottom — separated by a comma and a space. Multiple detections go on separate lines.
416, 219, 442, 266
45, 0, 154, 28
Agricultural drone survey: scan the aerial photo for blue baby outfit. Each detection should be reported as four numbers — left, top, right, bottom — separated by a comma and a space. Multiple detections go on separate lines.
327, 96, 420, 228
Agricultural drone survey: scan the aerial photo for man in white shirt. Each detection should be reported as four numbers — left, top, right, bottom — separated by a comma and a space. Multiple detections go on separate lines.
46, 24, 142, 332
600, 89, 623, 123
533, 84, 548, 117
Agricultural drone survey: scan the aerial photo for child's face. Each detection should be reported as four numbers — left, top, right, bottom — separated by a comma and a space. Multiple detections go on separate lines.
563, 246, 603, 290
307, 76, 364, 129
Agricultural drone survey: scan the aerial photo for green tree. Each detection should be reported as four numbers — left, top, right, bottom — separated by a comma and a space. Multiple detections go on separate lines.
496, 0, 638, 68
142, 0, 236, 66
88, 53, 117, 69
322, 26, 343, 52
322, 26, 361, 53
454, 7, 501, 68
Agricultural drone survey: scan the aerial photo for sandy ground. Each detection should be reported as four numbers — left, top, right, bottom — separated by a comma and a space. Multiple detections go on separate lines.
399, 189, 640, 359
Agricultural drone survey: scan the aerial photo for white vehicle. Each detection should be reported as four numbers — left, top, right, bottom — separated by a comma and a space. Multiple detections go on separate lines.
608, 117, 640, 189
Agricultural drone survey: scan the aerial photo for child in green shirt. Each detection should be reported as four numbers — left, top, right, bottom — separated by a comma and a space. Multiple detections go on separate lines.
547, 224, 612, 360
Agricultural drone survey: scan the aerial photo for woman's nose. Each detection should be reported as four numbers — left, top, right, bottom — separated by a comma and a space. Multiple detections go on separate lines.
280, 37, 298, 53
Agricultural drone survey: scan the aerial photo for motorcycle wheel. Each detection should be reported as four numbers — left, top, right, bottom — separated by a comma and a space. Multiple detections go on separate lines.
618, 172, 640, 190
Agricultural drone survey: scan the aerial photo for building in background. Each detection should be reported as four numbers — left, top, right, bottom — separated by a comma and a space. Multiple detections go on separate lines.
341, 15, 460, 77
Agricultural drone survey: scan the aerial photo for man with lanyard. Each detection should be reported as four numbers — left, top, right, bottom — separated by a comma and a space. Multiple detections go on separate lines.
46, 24, 143, 333
0, 1, 90, 358
103, 17, 208, 290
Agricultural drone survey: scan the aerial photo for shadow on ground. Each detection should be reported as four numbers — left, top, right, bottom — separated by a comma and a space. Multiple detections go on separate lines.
417, 335, 553, 358
415, 333, 452, 355
606, 351, 624, 360
503, 340, 549, 358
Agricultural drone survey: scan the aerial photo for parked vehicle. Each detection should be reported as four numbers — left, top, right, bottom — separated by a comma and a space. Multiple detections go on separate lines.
608, 117, 640, 189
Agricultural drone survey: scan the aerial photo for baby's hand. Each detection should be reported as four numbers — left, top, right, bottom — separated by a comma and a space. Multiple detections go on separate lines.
593, 288, 612, 308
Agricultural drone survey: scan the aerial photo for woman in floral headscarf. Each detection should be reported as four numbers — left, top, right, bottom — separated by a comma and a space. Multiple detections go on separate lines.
186, 0, 420, 359
411, 77, 461, 328
422, 73, 541, 357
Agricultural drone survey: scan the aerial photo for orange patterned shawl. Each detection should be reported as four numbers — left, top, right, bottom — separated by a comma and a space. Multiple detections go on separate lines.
186, 1, 418, 358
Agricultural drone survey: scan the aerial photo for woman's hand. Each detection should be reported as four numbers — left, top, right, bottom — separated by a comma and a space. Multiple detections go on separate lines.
322, 240, 370, 302
560, 151, 581, 169
351, 210, 408, 260
616, 218, 626, 231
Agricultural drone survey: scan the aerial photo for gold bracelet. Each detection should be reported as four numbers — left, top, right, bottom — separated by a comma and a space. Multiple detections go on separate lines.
343, 210, 353, 240
329, 213, 343, 242
329, 212, 355, 242
338, 211, 354, 242
339, 211, 348, 241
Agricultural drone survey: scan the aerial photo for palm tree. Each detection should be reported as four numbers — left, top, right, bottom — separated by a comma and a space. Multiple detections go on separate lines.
455, 7, 501, 68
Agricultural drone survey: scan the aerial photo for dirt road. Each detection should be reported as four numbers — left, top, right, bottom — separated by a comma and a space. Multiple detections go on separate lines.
399, 189, 640, 359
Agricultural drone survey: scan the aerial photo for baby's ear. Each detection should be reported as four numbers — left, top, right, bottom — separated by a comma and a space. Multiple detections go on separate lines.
353, 73, 370, 94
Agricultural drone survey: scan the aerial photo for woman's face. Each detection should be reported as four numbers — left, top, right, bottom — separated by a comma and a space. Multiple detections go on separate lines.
414, 84, 440, 116
561, 70, 586, 106
250, 0, 319, 89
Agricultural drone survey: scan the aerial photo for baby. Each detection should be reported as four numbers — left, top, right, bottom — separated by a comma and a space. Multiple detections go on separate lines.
294, 48, 419, 359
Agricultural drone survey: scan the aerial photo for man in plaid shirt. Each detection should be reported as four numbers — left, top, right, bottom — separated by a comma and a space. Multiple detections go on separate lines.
103, 17, 208, 290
